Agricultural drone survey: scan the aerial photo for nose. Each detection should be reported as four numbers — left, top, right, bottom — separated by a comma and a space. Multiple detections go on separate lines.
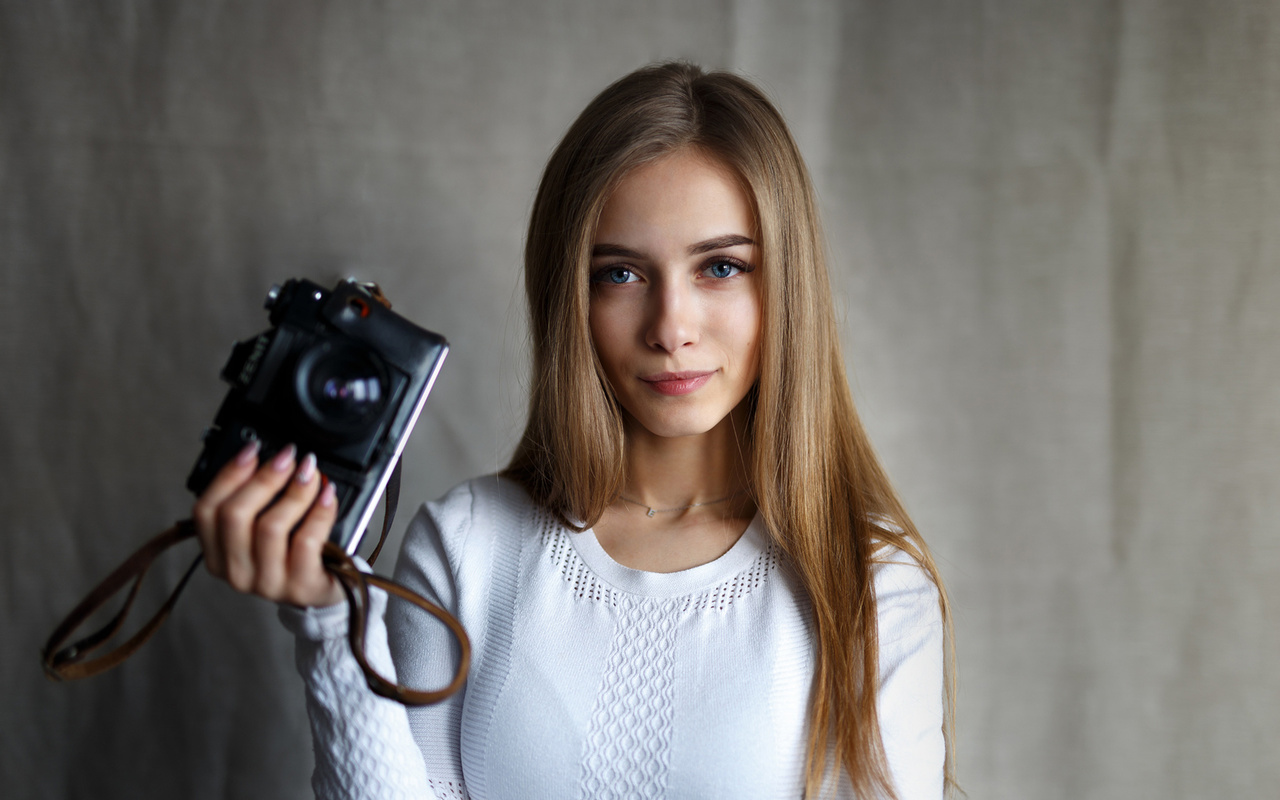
645, 277, 697, 353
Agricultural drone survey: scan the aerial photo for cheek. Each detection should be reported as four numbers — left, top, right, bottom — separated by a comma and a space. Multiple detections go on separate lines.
588, 299, 627, 378
721, 293, 763, 372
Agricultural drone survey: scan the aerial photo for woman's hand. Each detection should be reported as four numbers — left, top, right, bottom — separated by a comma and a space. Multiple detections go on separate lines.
191, 441, 346, 608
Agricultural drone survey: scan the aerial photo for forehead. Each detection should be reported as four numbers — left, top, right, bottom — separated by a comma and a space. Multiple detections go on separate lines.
594, 149, 755, 249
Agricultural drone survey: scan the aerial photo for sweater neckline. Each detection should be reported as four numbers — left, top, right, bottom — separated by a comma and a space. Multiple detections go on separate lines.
566, 513, 768, 599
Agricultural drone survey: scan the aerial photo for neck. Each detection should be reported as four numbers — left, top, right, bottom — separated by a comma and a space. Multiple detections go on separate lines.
621, 404, 752, 508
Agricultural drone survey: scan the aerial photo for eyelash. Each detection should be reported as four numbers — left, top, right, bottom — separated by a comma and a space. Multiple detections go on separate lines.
701, 256, 752, 279
590, 266, 639, 285
589, 256, 754, 285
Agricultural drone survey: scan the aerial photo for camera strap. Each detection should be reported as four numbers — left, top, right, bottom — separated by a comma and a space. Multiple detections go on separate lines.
41, 520, 203, 681
41, 461, 470, 706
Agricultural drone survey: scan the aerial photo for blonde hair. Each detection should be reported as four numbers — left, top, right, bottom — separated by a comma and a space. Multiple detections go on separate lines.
505, 62, 956, 798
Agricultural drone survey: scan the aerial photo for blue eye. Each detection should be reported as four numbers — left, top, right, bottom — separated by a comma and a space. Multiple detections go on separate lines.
593, 267, 636, 285
704, 260, 744, 279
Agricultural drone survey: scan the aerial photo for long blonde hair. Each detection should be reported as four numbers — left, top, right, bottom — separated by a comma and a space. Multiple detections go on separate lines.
505, 61, 956, 799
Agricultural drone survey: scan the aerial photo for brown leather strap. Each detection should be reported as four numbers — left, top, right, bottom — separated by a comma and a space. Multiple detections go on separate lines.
323, 542, 471, 704
42, 521, 201, 681
364, 459, 400, 567
42, 476, 469, 706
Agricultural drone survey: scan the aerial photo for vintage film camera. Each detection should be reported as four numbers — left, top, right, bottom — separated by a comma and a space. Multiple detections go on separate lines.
187, 278, 448, 553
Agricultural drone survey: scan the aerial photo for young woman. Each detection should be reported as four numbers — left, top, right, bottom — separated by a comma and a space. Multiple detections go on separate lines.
193, 62, 955, 799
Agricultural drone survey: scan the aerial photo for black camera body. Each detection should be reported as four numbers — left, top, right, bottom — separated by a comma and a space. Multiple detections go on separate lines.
187, 278, 448, 554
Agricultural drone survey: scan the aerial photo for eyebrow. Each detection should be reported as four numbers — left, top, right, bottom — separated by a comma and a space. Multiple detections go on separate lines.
591, 234, 756, 259
688, 234, 755, 254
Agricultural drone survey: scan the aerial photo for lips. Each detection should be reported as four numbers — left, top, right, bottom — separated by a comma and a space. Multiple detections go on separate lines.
640, 370, 716, 396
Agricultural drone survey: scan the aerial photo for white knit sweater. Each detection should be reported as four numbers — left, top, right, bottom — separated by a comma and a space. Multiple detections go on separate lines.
280, 475, 944, 799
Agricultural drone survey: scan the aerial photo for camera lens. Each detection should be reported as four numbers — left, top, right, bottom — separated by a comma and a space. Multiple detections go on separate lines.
295, 343, 389, 438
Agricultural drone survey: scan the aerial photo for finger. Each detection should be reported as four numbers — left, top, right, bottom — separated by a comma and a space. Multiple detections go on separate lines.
191, 440, 261, 578
218, 443, 298, 592
286, 478, 344, 608
252, 452, 322, 599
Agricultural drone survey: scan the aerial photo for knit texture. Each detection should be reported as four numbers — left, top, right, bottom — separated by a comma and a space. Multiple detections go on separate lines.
578, 596, 678, 799
282, 475, 945, 799
283, 591, 436, 800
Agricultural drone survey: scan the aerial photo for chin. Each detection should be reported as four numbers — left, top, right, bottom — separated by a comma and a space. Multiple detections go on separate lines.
624, 406, 735, 440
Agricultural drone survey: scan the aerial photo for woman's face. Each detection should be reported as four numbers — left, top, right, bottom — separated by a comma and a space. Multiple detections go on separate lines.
589, 148, 762, 441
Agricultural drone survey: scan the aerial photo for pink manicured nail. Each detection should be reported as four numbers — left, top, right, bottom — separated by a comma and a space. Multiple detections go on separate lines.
319, 480, 336, 508
295, 453, 317, 485
235, 440, 261, 466
271, 444, 297, 472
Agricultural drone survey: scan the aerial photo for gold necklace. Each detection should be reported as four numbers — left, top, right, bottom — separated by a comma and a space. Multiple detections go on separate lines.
619, 490, 746, 518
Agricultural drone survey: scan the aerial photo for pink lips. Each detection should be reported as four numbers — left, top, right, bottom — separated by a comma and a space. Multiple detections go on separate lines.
641, 371, 715, 396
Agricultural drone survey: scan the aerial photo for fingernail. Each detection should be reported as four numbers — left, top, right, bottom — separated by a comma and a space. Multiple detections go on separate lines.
271, 444, 297, 472
319, 480, 336, 508
295, 453, 317, 485
235, 440, 261, 466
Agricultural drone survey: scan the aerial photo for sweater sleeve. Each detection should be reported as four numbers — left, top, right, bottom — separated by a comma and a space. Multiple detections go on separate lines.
384, 487, 476, 800
279, 580, 439, 800
280, 481, 476, 800
280, 480, 479, 800
873, 551, 947, 799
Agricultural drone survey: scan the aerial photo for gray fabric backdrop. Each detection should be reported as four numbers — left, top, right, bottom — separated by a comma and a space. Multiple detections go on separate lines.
4, 2, 1277, 798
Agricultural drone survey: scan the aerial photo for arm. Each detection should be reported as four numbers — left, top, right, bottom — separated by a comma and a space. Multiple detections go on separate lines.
190, 442, 455, 798
281, 591, 439, 800
385, 498, 474, 799
280, 492, 477, 800
874, 552, 947, 799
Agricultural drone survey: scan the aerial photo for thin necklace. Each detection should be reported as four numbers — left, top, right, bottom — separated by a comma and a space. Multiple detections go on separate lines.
619, 490, 746, 518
